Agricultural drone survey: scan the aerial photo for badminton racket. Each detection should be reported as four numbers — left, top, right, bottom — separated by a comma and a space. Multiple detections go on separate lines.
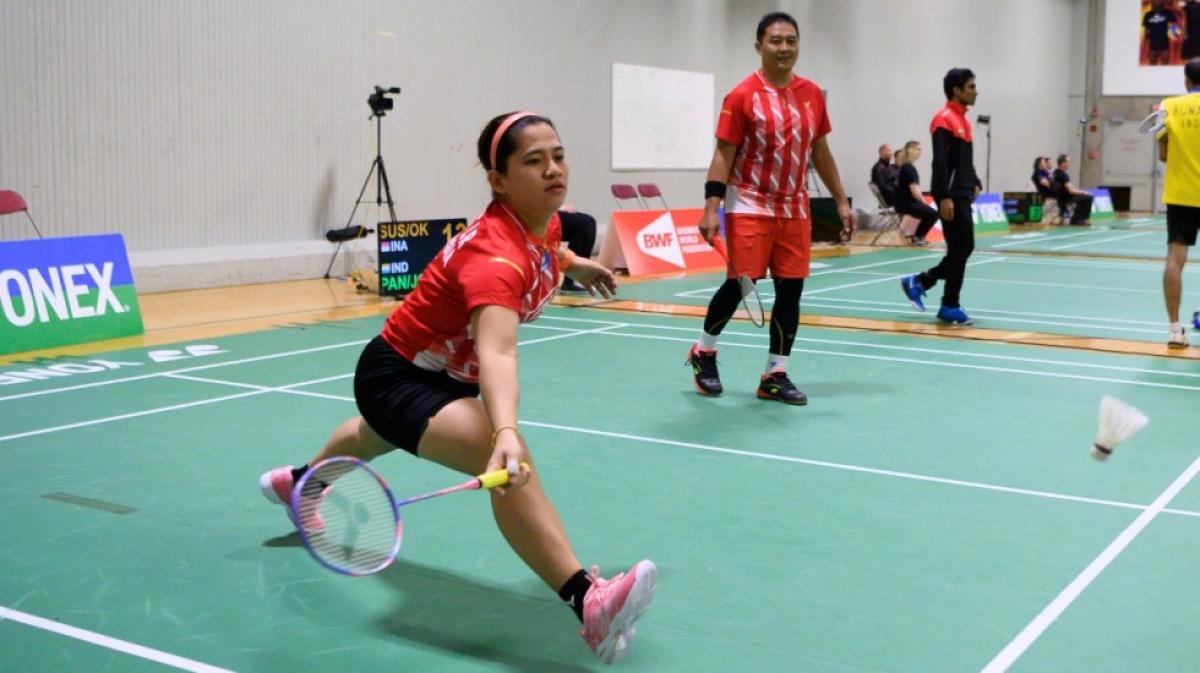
710, 234, 766, 328
1138, 109, 1166, 135
291, 457, 523, 576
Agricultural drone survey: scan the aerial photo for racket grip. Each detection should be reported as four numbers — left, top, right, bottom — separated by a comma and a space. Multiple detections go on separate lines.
477, 462, 532, 489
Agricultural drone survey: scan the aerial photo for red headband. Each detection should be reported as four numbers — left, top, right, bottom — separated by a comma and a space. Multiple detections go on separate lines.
489, 111, 538, 170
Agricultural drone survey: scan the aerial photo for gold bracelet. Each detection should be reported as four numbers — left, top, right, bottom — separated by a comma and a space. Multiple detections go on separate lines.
491, 425, 520, 447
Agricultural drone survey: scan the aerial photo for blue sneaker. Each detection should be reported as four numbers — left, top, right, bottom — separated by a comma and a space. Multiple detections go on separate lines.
936, 306, 973, 325
900, 275, 926, 312
1192, 310, 1200, 331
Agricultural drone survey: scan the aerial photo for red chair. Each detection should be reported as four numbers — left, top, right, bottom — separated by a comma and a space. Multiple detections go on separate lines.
611, 184, 646, 210
0, 190, 44, 239
636, 183, 668, 209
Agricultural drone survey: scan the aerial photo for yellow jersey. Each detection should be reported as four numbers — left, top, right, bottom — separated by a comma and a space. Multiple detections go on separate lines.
1159, 92, 1200, 207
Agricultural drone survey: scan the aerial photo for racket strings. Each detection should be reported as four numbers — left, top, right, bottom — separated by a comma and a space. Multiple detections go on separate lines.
738, 276, 766, 327
302, 462, 399, 575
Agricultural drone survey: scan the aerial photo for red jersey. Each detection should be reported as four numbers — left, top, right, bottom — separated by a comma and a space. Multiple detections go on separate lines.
380, 201, 562, 383
717, 71, 831, 219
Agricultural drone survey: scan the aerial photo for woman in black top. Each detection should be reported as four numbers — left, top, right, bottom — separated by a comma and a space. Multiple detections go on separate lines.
1031, 156, 1054, 198
894, 140, 938, 246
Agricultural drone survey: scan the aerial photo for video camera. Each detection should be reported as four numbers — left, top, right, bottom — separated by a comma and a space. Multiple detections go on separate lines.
368, 86, 401, 116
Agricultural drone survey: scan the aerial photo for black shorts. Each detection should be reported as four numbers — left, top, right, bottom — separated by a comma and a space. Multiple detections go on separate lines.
354, 336, 480, 455
1167, 205, 1200, 247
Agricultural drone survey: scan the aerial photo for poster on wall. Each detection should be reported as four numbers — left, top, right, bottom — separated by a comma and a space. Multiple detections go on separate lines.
1104, 0, 1200, 95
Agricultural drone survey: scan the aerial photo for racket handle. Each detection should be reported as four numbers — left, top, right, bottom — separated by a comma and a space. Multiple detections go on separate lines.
477, 462, 531, 489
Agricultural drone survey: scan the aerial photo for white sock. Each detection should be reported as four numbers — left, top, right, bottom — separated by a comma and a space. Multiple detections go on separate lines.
766, 354, 788, 373
698, 331, 719, 351
1170, 322, 1182, 333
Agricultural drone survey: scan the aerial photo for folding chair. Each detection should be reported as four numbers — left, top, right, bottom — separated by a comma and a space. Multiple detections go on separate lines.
0, 190, 44, 239
636, 183, 668, 209
611, 184, 645, 210
867, 182, 902, 245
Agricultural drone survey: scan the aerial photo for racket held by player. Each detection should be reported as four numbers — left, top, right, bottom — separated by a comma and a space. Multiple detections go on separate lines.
710, 234, 766, 327
290, 456, 524, 576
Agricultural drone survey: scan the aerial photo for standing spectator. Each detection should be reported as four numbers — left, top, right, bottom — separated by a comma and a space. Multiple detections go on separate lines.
871, 144, 897, 206
1158, 57, 1200, 347
557, 207, 597, 292
894, 141, 938, 246
1183, 0, 1200, 60
899, 68, 982, 326
688, 11, 856, 404
1144, 0, 1179, 65
1052, 155, 1094, 225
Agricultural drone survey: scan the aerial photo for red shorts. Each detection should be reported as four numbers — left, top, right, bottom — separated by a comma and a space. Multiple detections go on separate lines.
725, 213, 811, 280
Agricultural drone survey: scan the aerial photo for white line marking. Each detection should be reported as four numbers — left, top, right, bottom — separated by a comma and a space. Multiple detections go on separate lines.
1050, 231, 1152, 251
979, 457, 1200, 672
805, 295, 1164, 327
836, 270, 1162, 295
989, 229, 1107, 248
0, 605, 235, 673
806, 257, 1005, 295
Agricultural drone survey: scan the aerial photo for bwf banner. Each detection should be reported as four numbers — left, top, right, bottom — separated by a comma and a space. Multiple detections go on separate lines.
604, 208, 725, 277
0, 234, 144, 356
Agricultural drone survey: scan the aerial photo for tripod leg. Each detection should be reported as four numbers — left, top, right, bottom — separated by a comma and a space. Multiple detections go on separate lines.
376, 156, 399, 223
326, 158, 380, 278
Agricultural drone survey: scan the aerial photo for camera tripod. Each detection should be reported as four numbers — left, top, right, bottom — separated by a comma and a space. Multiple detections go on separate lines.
323, 107, 400, 279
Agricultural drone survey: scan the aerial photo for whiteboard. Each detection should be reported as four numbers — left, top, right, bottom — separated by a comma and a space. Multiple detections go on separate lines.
611, 63, 714, 170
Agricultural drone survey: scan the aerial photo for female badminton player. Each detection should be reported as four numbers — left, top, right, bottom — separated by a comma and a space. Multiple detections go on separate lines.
259, 111, 656, 664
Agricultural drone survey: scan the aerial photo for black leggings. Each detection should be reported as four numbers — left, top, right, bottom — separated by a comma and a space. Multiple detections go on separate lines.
917, 197, 975, 308
558, 210, 597, 259
703, 277, 805, 355
898, 201, 939, 239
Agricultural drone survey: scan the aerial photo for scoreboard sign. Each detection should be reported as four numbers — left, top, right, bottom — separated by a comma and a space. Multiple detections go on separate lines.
377, 218, 466, 296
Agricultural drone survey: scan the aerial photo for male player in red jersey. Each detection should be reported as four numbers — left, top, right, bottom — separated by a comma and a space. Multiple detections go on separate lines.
260, 112, 655, 664
901, 68, 981, 325
688, 11, 857, 405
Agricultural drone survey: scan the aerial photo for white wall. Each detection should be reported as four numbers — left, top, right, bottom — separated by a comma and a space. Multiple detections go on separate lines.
0, 0, 1087, 290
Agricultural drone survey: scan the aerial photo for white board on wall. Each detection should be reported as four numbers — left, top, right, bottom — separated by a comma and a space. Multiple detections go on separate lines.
611, 63, 714, 170
1102, 0, 1188, 96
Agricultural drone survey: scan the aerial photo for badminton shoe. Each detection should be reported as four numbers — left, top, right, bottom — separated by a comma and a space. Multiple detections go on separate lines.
581, 560, 657, 664
757, 371, 808, 405
900, 275, 926, 311
1168, 326, 1189, 349
259, 465, 326, 533
936, 306, 973, 325
1192, 310, 1200, 331
686, 344, 723, 395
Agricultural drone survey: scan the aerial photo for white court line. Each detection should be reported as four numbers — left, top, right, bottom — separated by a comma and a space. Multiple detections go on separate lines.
166, 372, 353, 402
0, 326, 614, 443
0, 322, 600, 405
582, 319, 1200, 380
805, 295, 1164, 327
805, 257, 1006, 296
84, 357, 1200, 520
0, 339, 369, 403
0, 605, 234, 673
673, 252, 944, 299
797, 300, 1163, 335
597, 330, 1200, 391
1050, 231, 1152, 251
980, 456, 1200, 672
837, 270, 1162, 295
989, 229, 1101, 248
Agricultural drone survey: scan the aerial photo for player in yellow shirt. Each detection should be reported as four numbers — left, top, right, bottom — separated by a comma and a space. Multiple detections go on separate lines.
1159, 58, 1200, 348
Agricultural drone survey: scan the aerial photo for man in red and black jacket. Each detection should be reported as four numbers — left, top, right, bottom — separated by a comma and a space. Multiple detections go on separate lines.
899, 68, 981, 325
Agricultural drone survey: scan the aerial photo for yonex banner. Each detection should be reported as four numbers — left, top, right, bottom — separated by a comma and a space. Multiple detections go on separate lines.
970, 193, 1010, 234
0, 234, 144, 355
599, 209, 725, 277
1087, 188, 1115, 221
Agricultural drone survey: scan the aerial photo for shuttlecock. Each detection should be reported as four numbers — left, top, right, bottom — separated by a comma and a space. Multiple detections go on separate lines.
1092, 396, 1149, 461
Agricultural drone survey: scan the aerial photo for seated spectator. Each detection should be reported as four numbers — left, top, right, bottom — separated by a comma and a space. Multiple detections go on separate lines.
871, 144, 897, 206
893, 140, 938, 246
1031, 156, 1054, 198
558, 207, 597, 292
1052, 154, 1093, 226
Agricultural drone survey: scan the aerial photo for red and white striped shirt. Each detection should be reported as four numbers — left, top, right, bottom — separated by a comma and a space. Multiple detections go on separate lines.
717, 71, 831, 219
380, 201, 561, 383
